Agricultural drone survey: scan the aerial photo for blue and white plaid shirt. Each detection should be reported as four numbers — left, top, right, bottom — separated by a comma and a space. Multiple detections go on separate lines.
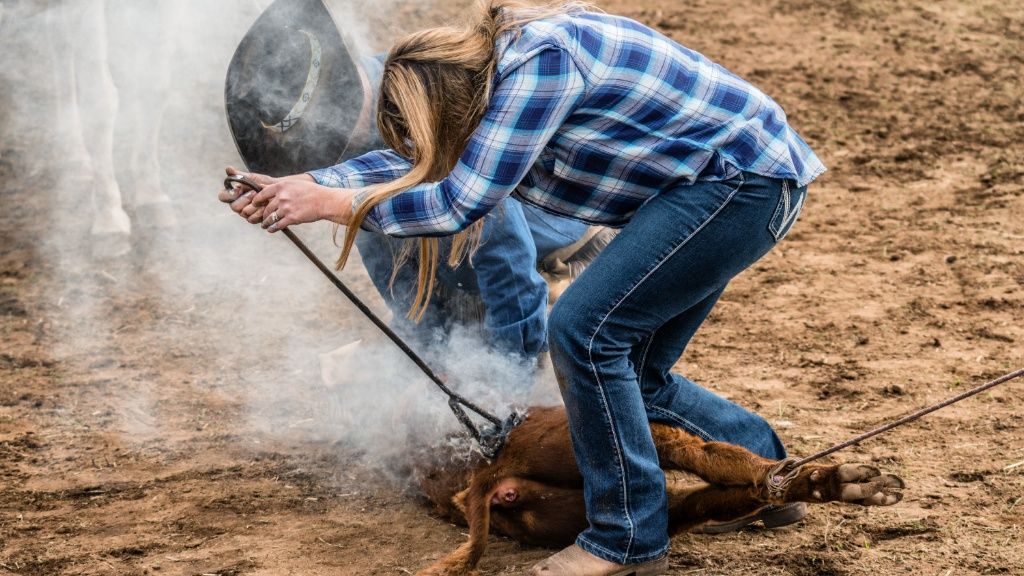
309, 11, 826, 237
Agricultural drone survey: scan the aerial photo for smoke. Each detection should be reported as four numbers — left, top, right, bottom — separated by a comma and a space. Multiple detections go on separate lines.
0, 0, 547, 486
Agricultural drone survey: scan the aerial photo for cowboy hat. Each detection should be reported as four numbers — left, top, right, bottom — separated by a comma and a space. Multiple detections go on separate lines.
225, 0, 379, 177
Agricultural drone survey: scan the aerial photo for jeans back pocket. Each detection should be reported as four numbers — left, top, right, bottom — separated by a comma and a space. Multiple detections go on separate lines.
768, 179, 806, 242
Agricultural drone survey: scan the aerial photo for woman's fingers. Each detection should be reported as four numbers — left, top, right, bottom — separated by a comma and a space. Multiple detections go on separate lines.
261, 198, 281, 229
219, 176, 334, 232
220, 176, 249, 204
231, 190, 257, 214
246, 205, 265, 224
267, 213, 293, 233
218, 166, 287, 229
266, 207, 300, 233
222, 166, 277, 203
222, 167, 258, 205
226, 165, 272, 186
219, 186, 239, 203
252, 182, 281, 206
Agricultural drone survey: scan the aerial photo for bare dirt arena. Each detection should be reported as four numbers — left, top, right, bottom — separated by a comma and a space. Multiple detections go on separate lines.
1, 0, 1022, 574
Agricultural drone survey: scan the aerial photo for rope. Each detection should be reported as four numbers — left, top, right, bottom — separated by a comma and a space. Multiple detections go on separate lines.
787, 367, 1024, 469
223, 175, 511, 457
765, 457, 801, 500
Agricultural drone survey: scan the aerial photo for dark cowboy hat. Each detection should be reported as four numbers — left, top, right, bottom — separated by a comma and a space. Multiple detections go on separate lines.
225, 0, 380, 177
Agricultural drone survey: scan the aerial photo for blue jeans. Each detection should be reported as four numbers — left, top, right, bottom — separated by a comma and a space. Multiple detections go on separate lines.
357, 197, 588, 359
548, 172, 806, 564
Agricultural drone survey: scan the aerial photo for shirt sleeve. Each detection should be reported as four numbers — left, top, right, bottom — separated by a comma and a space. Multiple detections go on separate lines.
354, 46, 587, 238
306, 149, 413, 189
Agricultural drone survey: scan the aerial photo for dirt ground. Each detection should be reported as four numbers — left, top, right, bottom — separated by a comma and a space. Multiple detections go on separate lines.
1, 0, 1023, 574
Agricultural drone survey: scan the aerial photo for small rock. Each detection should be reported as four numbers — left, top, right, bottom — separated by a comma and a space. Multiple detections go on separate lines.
882, 384, 905, 396
945, 254, 957, 264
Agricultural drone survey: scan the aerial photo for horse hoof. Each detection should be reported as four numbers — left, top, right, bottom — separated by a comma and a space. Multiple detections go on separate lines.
91, 232, 131, 260
135, 201, 178, 231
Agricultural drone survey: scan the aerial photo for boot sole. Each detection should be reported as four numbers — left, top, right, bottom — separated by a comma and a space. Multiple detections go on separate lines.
692, 502, 807, 534
607, 556, 669, 576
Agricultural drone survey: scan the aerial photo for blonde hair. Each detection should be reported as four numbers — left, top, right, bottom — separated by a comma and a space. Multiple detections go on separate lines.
335, 0, 590, 321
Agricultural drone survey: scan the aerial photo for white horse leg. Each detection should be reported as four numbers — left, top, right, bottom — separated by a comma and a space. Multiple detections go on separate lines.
69, 0, 130, 255
106, 0, 178, 231
118, 75, 177, 230
46, 1, 92, 169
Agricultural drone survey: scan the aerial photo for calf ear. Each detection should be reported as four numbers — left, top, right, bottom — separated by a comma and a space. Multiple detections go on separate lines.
452, 487, 470, 515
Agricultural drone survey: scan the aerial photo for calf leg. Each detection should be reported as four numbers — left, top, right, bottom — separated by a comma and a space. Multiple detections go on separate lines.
651, 423, 776, 487
653, 424, 904, 510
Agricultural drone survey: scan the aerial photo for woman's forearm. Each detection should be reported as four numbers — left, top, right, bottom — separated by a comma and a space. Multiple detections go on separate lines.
318, 185, 355, 225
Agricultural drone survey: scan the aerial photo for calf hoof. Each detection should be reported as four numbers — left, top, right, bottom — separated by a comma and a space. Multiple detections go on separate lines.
91, 231, 131, 260
135, 200, 178, 231
799, 464, 905, 506
779, 463, 905, 507
835, 464, 904, 505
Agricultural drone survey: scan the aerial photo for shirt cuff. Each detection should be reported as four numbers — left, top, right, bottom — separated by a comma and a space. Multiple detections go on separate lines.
351, 188, 385, 233
307, 167, 351, 188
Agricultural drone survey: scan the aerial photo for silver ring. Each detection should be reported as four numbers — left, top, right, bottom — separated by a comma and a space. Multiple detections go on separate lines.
271, 211, 280, 223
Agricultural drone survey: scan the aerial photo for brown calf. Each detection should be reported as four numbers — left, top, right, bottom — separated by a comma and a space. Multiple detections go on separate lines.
414, 405, 904, 576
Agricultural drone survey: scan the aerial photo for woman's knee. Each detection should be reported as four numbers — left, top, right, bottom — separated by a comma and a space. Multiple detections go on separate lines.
549, 290, 632, 376
548, 295, 585, 361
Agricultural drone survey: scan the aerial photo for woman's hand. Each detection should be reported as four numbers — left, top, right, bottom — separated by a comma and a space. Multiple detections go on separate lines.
254, 178, 356, 232
219, 166, 277, 223
219, 166, 356, 231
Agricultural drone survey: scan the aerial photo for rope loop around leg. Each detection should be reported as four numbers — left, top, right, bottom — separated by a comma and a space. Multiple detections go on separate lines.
766, 457, 802, 501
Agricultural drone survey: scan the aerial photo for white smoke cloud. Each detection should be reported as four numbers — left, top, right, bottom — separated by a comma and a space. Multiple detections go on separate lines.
0, 0, 543, 482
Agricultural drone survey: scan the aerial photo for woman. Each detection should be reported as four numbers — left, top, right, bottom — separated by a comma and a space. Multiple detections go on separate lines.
222, 1, 824, 573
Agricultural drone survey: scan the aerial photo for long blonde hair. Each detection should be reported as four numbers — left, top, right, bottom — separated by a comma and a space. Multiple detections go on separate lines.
335, 0, 589, 321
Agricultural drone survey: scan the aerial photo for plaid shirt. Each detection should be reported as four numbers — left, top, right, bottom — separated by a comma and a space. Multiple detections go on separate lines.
310, 11, 826, 237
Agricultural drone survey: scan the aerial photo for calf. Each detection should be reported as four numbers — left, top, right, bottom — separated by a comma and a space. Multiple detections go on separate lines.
414, 405, 904, 576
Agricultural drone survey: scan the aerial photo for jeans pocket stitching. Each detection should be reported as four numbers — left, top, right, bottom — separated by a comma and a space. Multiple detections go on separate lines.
779, 192, 804, 236
769, 180, 804, 242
